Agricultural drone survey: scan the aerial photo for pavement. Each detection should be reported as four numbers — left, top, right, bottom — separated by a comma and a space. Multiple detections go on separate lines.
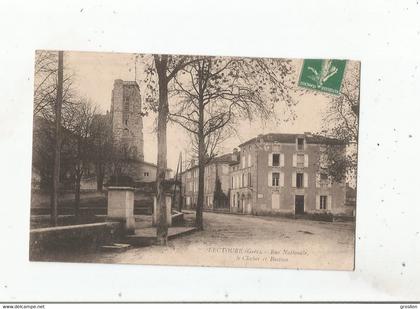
53, 211, 355, 271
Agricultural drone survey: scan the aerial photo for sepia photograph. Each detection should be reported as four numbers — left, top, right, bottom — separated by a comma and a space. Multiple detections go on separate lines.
29, 51, 360, 270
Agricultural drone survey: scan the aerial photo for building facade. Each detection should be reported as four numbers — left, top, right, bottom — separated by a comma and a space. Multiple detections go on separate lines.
230, 133, 347, 216
181, 154, 236, 210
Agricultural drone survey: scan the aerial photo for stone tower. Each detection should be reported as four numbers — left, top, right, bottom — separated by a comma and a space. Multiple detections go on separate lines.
110, 79, 144, 163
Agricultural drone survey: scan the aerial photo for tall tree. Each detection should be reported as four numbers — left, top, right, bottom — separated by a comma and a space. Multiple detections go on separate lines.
50, 51, 64, 226
321, 62, 360, 183
141, 54, 198, 244
34, 50, 75, 120
66, 100, 97, 218
170, 56, 295, 230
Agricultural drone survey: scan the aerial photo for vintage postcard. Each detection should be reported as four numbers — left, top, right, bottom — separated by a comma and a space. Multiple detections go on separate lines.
30, 50, 360, 271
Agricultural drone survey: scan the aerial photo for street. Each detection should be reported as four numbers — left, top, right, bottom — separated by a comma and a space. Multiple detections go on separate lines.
60, 212, 355, 271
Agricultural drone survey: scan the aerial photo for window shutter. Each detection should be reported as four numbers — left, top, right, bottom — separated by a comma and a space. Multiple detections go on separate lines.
280, 172, 284, 187
292, 154, 297, 167
304, 154, 309, 167
292, 172, 296, 187
304, 172, 309, 188
316, 173, 320, 188
328, 176, 332, 188
268, 153, 272, 166
316, 195, 320, 209
268, 172, 272, 187
280, 153, 285, 167
327, 195, 332, 210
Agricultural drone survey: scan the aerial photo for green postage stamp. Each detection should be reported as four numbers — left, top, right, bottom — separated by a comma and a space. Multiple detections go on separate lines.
298, 59, 347, 95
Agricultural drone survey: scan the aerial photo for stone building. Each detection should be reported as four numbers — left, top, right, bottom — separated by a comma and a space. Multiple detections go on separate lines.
229, 133, 347, 216
110, 79, 144, 163
181, 154, 236, 210
110, 80, 172, 182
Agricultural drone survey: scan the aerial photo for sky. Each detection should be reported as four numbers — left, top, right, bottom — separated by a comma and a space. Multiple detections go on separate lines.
64, 51, 338, 171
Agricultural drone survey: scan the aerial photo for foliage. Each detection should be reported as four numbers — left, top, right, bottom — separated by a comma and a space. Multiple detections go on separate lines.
320, 62, 360, 183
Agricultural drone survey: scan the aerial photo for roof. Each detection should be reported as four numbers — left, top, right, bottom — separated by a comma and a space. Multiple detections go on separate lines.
141, 161, 172, 172
181, 153, 237, 174
211, 153, 237, 164
238, 133, 346, 147
114, 79, 140, 89
122, 81, 140, 88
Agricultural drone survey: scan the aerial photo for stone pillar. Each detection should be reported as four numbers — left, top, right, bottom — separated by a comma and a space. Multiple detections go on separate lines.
107, 186, 135, 234
152, 194, 172, 227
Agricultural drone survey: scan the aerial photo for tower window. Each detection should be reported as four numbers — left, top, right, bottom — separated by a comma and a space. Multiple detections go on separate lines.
124, 97, 129, 112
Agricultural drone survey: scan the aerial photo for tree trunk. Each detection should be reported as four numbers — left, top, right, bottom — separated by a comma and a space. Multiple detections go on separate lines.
155, 56, 169, 245
195, 94, 205, 230
50, 50, 63, 227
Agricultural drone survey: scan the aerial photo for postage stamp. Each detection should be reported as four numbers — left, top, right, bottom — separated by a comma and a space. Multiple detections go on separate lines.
298, 59, 347, 95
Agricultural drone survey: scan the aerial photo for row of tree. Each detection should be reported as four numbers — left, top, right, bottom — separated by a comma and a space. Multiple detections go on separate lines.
33, 51, 136, 224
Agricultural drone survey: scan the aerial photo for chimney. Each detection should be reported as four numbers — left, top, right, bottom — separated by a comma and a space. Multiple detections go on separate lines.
232, 148, 239, 161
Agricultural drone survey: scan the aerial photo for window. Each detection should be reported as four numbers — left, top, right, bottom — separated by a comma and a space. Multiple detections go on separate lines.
124, 97, 129, 111
272, 172, 280, 187
242, 155, 246, 169
186, 196, 191, 206
320, 173, 328, 181
297, 154, 305, 167
123, 97, 130, 122
320, 195, 328, 210
272, 153, 280, 166
144, 172, 149, 177
241, 173, 245, 187
297, 138, 304, 150
248, 173, 252, 187
296, 173, 304, 188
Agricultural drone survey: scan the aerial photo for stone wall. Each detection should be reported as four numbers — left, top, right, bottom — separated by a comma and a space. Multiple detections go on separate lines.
29, 221, 123, 260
